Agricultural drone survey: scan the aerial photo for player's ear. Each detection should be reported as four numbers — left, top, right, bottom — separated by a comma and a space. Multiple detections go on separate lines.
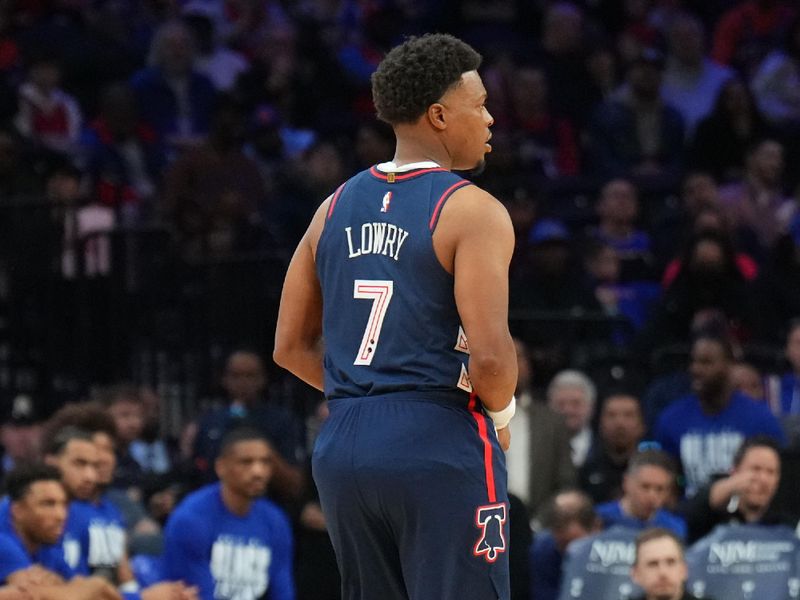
214, 456, 225, 480
427, 103, 447, 131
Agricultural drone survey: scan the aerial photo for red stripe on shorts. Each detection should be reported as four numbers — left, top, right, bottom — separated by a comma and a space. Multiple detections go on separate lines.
468, 393, 497, 503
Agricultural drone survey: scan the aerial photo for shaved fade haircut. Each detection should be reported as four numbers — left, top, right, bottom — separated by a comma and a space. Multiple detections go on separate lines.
371, 33, 482, 125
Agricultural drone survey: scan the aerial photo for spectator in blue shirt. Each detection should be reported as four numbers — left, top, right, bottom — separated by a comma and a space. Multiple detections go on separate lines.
596, 449, 688, 539
163, 427, 295, 600
654, 333, 785, 496
0, 463, 120, 599
192, 350, 305, 501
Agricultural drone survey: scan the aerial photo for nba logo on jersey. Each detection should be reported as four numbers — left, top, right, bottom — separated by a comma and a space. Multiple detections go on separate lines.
473, 503, 507, 563
380, 191, 392, 212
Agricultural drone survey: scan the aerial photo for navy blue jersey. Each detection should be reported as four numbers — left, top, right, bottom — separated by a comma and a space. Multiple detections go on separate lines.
316, 164, 474, 401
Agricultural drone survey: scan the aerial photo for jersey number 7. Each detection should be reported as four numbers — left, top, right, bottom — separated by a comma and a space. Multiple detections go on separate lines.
353, 279, 394, 365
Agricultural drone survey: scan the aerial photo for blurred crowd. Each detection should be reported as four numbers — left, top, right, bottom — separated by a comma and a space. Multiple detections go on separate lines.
0, 0, 799, 598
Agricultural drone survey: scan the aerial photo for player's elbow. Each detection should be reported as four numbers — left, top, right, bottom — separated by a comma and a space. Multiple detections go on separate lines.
272, 335, 312, 372
272, 340, 293, 370
469, 351, 517, 386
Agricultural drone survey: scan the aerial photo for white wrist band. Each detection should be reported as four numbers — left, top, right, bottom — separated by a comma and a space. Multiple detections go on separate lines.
486, 396, 516, 430
120, 582, 140, 593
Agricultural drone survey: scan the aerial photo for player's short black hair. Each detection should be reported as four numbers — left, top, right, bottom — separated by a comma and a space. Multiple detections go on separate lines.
691, 331, 736, 362
43, 425, 94, 457
219, 426, 271, 457
5, 463, 63, 501
732, 435, 781, 468
43, 402, 118, 446
371, 34, 482, 125
626, 448, 677, 477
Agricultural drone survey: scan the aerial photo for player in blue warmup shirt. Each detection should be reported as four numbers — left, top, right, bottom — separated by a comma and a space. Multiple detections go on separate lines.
654, 334, 785, 497
41, 405, 197, 600
162, 427, 295, 600
0, 463, 121, 599
274, 34, 518, 600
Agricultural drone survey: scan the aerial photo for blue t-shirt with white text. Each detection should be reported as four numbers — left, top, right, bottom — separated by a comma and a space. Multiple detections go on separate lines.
162, 483, 295, 600
64, 495, 127, 576
654, 391, 785, 496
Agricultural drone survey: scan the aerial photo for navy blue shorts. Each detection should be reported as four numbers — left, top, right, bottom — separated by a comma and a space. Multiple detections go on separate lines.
312, 393, 510, 600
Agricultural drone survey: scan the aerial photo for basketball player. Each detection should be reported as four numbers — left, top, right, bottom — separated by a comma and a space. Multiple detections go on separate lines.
274, 34, 517, 599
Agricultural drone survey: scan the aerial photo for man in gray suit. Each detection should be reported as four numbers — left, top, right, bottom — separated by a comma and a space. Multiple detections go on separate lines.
506, 339, 576, 518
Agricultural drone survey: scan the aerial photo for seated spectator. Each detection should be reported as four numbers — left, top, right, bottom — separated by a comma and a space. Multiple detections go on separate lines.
661, 12, 733, 136
507, 339, 575, 518
510, 220, 601, 380
654, 333, 785, 497
547, 370, 597, 468
769, 319, 800, 415
689, 78, 770, 182
641, 230, 763, 348
660, 206, 760, 288
750, 14, 800, 129
533, 2, 593, 127
130, 20, 216, 152
0, 463, 121, 599
587, 49, 684, 180
710, 0, 797, 77
580, 393, 646, 503
14, 54, 82, 156
183, 11, 248, 93
585, 240, 659, 338
0, 394, 43, 479
651, 171, 721, 270
163, 427, 295, 600
529, 490, 601, 600
589, 178, 654, 281
193, 350, 305, 501
630, 527, 712, 600
595, 449, 687, 539
730, 361, 766, 401
505, 63, 580, 179
83, 83, 166, 220
756, 217, 800, 339
718, 138, 796, 253
162, 95, 265, 260
680, 436, 792, 543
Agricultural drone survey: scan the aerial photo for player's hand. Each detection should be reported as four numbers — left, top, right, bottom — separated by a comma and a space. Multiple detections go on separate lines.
142, 581, 198, 600
0, 585, 34, 599
497, 426, 511, 451
70, 576, 123, 600
8, 566, 63, 587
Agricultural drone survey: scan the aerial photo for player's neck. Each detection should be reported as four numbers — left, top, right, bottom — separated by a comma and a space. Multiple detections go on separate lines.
391, 132, 451, 170
13, 521, 40, 555
220, 484, 253, 517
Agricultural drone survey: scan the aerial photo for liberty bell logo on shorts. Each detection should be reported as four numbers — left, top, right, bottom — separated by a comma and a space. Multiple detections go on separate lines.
473, 503, 507, 563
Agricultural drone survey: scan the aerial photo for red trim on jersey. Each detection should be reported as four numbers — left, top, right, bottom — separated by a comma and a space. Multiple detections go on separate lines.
368, 166, 446, 181
326, 183, 347, 220
429, 180, 470, 231
469, 393, 497, 503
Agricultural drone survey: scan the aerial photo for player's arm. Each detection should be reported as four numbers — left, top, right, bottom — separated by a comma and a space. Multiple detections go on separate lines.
6, 573, 122, 600
266, 509, 295, 600
273, 199, 330, 391
437, 186, 517, 413
161, 512, 215, 598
